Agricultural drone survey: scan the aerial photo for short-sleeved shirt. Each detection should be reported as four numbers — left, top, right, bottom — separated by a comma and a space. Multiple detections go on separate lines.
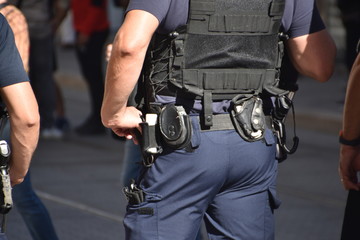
126, 0, 326, 111
127, 0, 325, 37
0, 14, 29, 88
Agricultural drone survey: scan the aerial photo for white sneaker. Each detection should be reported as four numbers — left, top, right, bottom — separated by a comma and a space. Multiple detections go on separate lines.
41, 127, 63, 140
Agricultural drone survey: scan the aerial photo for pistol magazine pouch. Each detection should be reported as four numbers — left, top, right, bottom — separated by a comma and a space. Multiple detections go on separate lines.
139, 121, 162, 165
231, 94, 266, 141
159, 104, 192, 149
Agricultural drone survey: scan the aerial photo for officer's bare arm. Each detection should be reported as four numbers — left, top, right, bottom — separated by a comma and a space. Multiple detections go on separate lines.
285, 29, 336, 83
339, 53, 360, 190
0, 82, 39, 186
342, 53, 360, 141
340, 56, 360, 187
101, 10, 159, 137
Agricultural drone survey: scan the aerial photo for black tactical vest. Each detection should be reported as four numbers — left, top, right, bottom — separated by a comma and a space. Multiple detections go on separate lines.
142, 0, 287, 120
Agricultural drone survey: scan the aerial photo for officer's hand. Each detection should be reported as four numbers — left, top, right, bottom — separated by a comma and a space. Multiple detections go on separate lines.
339, 144, 360, 191
110, 106, 142, 144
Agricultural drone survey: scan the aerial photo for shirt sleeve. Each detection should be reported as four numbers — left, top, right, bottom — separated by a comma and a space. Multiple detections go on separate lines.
126, 0, 171, 24
283, 0, 326, 38
0, 16, 29, 88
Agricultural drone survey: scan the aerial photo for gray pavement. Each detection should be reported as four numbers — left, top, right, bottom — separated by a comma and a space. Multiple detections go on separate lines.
5, 40, 351, 240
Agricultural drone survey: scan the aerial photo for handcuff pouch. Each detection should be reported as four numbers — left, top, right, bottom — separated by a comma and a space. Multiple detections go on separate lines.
159, 104, 192, 149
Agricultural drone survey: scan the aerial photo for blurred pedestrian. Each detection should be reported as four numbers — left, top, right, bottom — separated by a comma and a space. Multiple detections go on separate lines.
102, 0, 336, 239
8, 0, 62, 139
338, 39, 360, 240
337, 0, 360, 72
0, 12, 40, 238
71, 0, 110, 135
51, 0, 72, 134
0, 1, 60, 239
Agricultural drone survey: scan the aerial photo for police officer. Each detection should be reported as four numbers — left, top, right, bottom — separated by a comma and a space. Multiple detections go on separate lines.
101, 0, 336, 239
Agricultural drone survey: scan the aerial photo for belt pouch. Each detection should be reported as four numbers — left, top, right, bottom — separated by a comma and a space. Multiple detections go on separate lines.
139, 118, 162, 157
230, 94, 265, 142
159, 104, 192, 149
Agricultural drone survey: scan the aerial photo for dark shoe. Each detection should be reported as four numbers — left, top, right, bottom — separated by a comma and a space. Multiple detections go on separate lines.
55, 117, 71, 132
75, 117, 106, 135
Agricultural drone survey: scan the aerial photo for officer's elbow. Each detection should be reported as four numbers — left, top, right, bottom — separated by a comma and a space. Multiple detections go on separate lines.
296, 54, 336, 83
113, 33, 148, 59
24, 112, 40, 131
312, 63, 335, 83
313, 50, 337, 83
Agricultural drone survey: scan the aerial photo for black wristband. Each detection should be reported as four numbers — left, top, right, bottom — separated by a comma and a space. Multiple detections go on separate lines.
339, 131, 360, 146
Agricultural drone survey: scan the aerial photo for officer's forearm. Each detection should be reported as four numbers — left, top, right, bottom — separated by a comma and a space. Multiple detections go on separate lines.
102, 52, 144, 126
101, 35, 148, 127
342, 54, 360, 141
9, 139, 36, 185
0, 83, 40, 186
9, 115, 39, 186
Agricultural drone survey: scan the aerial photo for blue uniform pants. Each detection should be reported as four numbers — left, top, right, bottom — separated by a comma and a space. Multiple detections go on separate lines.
12, 172, 59, 240
124, 119, 280, 240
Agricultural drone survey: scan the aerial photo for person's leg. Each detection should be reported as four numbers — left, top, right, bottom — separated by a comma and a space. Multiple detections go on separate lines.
123, 118, 278, 240
340, 190, 360, 240
29, 36, 57, 131
0, 232, 8, 240
54, 81, 70, 132
74, 29, 109, 134
121, 140, 142, 187
122, 138, 206, 239
204, 130, 279, 240
123, 126, 227, 239
12, 172, 59, 240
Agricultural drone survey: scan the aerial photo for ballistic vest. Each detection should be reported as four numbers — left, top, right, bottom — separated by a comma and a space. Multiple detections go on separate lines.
142, 0, 288, 126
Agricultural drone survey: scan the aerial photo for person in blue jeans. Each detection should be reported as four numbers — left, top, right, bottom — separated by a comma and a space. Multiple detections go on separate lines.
12, 173, 59, 240
8, 0, 62, 139
0, 1, 60, 239
0, 12, 40, 239
1, 110, 59, 240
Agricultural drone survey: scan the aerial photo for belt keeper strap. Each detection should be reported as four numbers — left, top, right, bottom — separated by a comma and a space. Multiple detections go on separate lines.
203, 90, 213, 127
195, 114, 234, 131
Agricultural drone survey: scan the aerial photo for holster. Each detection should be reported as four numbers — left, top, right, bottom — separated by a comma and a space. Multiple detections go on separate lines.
138, 104, 192, 167
230, 94, 266, 142
139, 118, 163, 167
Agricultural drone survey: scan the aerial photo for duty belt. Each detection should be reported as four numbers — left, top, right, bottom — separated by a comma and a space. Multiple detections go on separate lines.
194, 114, 234, 132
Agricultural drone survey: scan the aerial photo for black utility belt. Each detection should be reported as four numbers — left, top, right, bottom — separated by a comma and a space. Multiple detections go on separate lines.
138, 97, 270, 166
140, 105, 236, 156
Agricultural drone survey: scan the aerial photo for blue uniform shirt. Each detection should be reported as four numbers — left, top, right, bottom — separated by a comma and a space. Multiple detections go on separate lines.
127, 0, 325, 37
0, 14, 29, 88
126, 0, 326, 112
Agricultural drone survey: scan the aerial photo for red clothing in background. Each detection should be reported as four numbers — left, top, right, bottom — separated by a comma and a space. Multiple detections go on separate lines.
71, 0, 109, 36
